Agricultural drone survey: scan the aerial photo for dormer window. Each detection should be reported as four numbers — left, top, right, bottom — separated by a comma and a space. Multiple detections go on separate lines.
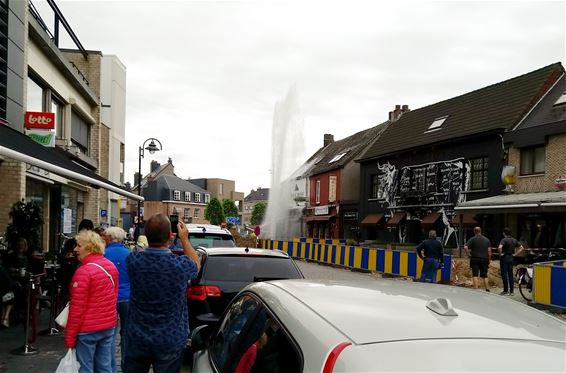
554, 91, 566, 106
173, 190, 180, 200
427, 116, 448, 131
184, 192, 190, 202
329, 152, 347, 163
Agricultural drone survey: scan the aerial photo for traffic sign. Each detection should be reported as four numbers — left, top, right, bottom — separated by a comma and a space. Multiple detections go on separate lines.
226, 216, 241, 225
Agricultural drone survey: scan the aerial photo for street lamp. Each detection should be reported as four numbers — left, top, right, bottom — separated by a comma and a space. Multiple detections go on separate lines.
137, 138, 162, 224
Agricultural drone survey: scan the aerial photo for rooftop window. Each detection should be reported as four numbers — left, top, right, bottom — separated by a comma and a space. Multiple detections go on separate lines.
553, 91, 566, 106
329, 152, 347, 163
427, 116, 448, 131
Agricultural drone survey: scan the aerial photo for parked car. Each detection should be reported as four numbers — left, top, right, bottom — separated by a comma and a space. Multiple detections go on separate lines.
190, 279, 566, 372
185, 247, 303, 331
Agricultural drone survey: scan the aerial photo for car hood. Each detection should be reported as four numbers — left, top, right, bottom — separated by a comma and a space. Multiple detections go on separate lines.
267, 279, 566, 345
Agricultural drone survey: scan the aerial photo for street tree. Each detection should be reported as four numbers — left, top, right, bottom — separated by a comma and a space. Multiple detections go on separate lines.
222, 199, 239, 227
251, 202, 267, 225
205, 197, 225, 225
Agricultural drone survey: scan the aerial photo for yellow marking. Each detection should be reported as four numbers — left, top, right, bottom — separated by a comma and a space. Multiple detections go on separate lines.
369, 249, 377, 271
399, 252, 408, 276
354, 247, 362, 269
533, 265, 551, 305
384, 251, 393, 274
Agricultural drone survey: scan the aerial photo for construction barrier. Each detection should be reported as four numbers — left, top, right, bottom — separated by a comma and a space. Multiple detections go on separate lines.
533, 260, 566, 309
260, 239, 452, 282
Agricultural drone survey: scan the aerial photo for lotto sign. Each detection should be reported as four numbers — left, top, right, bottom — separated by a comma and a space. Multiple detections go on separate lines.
25, 112, 55, 130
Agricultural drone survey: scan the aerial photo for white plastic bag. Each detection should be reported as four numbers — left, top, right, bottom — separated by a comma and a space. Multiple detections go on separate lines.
55, 348, 80, 373
55, 302, 69, 328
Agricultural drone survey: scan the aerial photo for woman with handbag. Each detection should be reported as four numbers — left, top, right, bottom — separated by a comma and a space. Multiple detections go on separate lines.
64, 230, 119, 373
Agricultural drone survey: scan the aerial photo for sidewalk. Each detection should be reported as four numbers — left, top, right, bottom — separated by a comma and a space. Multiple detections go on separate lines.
0, 310, 65, 372
0, 309, 192, 372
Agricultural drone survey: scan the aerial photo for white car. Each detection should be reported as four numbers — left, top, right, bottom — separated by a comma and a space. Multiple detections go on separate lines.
190, 279, 566, 372
172, 224, 235, 250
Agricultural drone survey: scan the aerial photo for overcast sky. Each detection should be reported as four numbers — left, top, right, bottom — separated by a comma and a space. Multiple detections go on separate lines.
35, 0, 565, 196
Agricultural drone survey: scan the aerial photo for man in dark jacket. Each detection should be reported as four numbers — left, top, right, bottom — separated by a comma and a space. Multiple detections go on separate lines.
497, 228, 525, 296
416, 230, 444, 283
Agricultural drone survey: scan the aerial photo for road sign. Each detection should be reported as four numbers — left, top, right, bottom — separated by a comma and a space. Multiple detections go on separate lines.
226, 216, 241, 225
100, 209, 107, 217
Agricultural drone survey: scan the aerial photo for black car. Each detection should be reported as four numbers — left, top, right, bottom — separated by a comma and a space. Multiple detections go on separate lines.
186, 247, 304, 330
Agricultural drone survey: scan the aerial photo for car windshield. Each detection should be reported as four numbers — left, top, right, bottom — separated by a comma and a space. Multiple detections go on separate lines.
188, 233, 235, 248
204, 256, 302, 282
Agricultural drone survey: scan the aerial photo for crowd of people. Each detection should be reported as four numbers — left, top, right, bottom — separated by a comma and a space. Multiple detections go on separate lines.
418, 226, 525, 295
0, 213, 201, 373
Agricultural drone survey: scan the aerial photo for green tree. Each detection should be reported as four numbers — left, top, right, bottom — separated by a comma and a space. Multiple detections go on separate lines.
251, 202, 267, 225
205, 197, 225, 225
222, 199, 239, 227
6, 200, 44, 251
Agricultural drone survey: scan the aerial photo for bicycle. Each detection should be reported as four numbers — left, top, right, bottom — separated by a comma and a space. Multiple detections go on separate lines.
515, 265, 533, 302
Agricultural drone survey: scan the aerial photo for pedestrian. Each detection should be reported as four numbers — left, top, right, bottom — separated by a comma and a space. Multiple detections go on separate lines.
58, 219, 95, 304
497, 227, 525, 296
464, 226, 492, 292
416, 230, 444, 283
128, 225, 135, 241
64, 230, 119, 373
103, 227, 131, 372
124, 214, 200, 373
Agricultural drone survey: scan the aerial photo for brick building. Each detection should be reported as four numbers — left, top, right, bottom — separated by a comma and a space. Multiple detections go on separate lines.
0, 2, 138, 252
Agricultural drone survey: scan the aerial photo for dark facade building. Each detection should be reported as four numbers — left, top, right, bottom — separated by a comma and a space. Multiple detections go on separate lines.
457, 72, 566, 253
357, 63, 564, 247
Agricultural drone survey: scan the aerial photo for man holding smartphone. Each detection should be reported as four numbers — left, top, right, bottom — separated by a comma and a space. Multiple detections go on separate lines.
124, 213, 200, 372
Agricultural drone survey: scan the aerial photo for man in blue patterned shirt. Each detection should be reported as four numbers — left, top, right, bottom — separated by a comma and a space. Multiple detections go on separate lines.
124, 214, 200, 373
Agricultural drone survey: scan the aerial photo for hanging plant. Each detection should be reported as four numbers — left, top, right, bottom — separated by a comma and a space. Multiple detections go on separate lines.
5, 200, 44, 251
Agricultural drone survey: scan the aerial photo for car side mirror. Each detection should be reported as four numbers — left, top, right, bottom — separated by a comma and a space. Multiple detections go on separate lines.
189, 325, 212, 351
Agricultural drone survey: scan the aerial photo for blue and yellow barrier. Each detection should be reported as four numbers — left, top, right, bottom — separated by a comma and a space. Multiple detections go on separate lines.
261, 239, 451, 282
533, 260, 566, 309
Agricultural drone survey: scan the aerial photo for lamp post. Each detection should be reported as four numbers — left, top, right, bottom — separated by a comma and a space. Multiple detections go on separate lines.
137, 138, 162, 224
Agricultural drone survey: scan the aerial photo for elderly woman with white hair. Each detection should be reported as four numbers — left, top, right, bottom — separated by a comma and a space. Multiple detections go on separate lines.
102, 227, 131, 373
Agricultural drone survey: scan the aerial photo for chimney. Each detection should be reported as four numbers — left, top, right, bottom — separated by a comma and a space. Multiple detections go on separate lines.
150, 160, 160, 172
324, 134, 334, 147
388, 104, 410, 122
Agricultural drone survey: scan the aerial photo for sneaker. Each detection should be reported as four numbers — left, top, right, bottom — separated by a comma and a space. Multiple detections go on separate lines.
485, 289, 490, 292
507, 292, 514, 296
499, 291, 509, 296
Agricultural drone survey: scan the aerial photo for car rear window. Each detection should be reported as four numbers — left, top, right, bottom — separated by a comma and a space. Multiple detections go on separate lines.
187, 233, 235, 248
204, 256, 302, 282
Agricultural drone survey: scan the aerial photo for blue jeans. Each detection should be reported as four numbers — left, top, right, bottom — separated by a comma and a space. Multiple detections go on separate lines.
111, 301, 129, 373
420, 258, 439, 283
123, 345, 184, 373
76, 327, 115, 373
500, 255, 514, 293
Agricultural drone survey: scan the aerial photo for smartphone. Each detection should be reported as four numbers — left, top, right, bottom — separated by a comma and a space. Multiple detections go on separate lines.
170, 215, 179, 234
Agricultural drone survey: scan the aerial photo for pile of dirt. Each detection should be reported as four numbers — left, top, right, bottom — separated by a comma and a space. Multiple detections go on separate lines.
452, 257, 503, 288
230, 228, 257, 248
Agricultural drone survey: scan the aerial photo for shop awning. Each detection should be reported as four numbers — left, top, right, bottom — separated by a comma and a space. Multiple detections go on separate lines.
0, 125, 143, 201
360, 213, 385, 225
421, 212, 441, 228
455, 191, 566, 213
451, 212, 477, 226
386, 212, 407, 227
305, 213, 336, 222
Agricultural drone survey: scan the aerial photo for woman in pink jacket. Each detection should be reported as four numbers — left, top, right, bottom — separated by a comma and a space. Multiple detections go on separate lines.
64, 230, 119, 373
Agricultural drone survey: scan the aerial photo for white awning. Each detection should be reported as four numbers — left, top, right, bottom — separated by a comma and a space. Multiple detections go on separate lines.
455, 191, 566, 211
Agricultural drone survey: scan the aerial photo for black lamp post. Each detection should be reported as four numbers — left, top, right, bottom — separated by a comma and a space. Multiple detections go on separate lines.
137, 138, 162, 224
